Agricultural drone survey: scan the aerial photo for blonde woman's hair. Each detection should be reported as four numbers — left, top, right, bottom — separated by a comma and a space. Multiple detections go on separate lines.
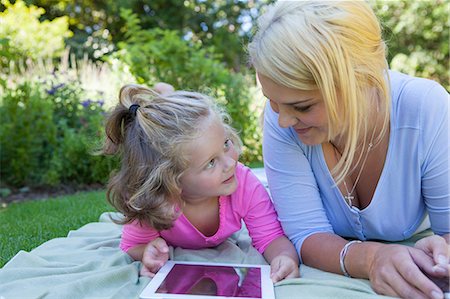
248, 0, 390, 184
101, 84, 241, 230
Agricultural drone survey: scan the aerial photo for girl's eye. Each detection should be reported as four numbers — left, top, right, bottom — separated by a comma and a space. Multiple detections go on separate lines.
293, 105, 312, 112
224, 139, 233, 150
206, 159, 216, 169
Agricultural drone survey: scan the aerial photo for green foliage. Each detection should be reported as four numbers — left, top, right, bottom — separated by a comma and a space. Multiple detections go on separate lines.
0, 81, 56, 185
0, 74, 117, 188
372, 0, 449, 90
0, 0, 72, 70
0, 190, 113, 268
21, 0, 273, 69
115, 9, 262, 164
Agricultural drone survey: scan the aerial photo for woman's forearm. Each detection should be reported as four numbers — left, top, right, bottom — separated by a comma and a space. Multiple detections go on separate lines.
301, 232, 383, 278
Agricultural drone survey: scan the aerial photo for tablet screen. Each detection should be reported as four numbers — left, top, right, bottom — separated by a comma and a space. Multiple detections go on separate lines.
155, 264, 262, 298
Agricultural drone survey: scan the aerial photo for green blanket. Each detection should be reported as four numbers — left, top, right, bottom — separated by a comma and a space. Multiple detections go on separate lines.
1, 212, 411, 299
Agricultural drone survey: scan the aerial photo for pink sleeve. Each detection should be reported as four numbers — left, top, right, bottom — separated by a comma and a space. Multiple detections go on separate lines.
120, 220, 160, 252
237, 165, 285, 253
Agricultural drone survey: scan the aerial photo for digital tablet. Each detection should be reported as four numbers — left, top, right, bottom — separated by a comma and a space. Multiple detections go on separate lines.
139, 261, 275, 299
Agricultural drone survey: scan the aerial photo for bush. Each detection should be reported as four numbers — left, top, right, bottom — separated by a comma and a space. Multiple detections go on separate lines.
0, 81, 56, 186
0, 73, 118, 188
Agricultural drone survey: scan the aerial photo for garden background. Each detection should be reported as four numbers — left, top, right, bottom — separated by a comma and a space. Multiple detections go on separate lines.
0, 0, 448, 267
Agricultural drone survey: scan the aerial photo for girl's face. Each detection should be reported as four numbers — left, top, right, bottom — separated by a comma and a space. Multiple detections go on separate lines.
257, 73, 329, 145
179, 116, 239, 204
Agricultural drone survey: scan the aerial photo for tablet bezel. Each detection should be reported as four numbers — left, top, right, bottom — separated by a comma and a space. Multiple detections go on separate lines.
139, 260, 275, 299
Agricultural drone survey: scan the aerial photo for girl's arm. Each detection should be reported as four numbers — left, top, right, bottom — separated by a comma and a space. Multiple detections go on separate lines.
127, 237, 170, 277
126, 243, 146, 261
120, 222, 167, 277
263, 235, 299, 282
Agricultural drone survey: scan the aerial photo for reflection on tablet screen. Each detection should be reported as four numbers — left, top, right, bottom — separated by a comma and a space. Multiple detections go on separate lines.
156, 264, 262, 298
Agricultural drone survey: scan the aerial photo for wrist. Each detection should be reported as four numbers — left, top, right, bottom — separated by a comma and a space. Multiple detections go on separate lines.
348, 241, 384, 279
270, 253, 299, 265
339, 240, 361, 277
338, 240, 384, 279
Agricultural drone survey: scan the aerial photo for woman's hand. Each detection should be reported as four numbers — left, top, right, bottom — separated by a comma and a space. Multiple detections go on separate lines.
140, 237, 170, 277
415, 235, 450, 296
269, 254, 300, 283
415, 234, 449, 273
369, 243, 447, 299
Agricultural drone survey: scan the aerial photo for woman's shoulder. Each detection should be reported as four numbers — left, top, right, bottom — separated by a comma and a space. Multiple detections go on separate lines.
389, 70, 448, 126
390, 70, 448, 104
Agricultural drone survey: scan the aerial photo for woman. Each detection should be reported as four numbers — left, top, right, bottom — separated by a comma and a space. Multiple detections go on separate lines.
248, 1, 449, 298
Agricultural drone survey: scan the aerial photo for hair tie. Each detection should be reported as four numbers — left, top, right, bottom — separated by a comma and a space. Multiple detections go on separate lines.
129, 104, 140, 116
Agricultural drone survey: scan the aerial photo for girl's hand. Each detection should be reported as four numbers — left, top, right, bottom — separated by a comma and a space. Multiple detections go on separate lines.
269, 255, 300, 283
140, 237, 170, 277
369, 243, 446, 299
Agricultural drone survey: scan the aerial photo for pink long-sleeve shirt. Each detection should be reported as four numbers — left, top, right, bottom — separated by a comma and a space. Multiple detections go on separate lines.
120, 163, 285, 254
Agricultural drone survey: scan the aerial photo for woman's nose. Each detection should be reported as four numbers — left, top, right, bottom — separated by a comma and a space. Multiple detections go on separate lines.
278, 108, 298, 128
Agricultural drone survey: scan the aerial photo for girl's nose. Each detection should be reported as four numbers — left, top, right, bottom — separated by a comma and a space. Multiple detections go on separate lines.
224, 155, 237, 172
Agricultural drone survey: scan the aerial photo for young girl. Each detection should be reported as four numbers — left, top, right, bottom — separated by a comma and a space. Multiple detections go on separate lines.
102, 84, 299, 283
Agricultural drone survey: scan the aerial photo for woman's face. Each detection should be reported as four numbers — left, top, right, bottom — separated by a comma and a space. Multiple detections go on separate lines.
257, 73, 329, 145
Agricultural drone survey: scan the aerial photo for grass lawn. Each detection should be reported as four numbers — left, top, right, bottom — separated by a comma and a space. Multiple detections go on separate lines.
0, 190, 115, 268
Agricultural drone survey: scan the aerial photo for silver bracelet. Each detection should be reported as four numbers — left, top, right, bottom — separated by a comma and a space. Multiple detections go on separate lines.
339, 240, 362, 277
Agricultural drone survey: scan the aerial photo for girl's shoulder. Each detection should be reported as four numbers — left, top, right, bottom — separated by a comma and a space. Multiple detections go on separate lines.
231, 163, 271, 208
234, 162, 262, 190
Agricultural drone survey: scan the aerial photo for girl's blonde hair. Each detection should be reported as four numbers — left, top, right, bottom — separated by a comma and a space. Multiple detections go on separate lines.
248, 1, 390, 184
102, 84, 241, 230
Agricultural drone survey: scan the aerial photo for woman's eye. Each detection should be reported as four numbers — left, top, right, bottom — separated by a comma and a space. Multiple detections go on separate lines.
294, 105, 312, 112
206, 159, 216, 169
224, 139, 233, 150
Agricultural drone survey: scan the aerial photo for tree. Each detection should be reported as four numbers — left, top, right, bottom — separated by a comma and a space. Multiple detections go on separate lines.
0, 0, 72, 70
372, 0, 449, 90
17, 0, 273, 70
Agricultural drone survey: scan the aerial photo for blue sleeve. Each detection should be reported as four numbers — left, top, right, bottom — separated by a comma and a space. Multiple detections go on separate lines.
262, 102, 334, 262
419, 82, 450, 235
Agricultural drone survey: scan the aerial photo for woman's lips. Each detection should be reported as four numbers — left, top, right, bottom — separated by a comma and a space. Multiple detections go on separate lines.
294, 127, 311, 135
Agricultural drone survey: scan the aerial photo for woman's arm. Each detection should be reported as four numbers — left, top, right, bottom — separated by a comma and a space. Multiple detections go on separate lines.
302, 232, 448, 299
262, 103, 334, 261
419, 82, 450, 237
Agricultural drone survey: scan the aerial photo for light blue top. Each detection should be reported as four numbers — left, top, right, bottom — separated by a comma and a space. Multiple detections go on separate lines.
263, 70, 450, 261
